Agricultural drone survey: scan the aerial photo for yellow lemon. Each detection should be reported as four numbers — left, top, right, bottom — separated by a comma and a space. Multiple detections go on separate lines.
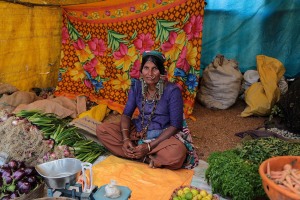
206, 194, 213, 200
196, 194, 202, 200
183, 187, 191, 194
199, 190, 208, 197
177, 189, 184, 196
191, 189, 199, 197
192, 196, 198, 200
185, 192, 193, 200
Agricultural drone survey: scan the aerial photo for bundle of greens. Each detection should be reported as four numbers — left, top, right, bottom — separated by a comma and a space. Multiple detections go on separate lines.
15, 110, 108, 164
205, 137, 300, 200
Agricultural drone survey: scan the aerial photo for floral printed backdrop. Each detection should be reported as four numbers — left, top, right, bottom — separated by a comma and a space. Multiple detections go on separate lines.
55, 0, 205, 118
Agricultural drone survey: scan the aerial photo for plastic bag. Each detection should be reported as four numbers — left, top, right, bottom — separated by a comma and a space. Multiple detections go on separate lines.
104, 180, 121, 198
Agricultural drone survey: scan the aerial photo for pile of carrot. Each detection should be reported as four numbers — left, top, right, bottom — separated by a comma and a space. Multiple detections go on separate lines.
266, 162, 300, 195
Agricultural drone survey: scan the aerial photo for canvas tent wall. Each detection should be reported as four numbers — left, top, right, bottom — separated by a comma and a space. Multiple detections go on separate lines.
0, 0, 100, 91
201, 0, 300, 78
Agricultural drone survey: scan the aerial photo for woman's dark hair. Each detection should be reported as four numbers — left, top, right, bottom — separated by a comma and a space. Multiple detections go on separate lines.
141, 55, 166, 75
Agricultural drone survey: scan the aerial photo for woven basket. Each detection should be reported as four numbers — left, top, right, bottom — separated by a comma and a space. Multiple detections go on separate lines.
16, 182, 45, 200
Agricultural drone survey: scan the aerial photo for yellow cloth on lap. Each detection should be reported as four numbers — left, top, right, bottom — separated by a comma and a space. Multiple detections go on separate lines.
92, 155, 194, 200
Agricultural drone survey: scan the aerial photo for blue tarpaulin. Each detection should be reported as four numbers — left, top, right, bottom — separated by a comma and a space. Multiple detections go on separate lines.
201, 0, 300, 78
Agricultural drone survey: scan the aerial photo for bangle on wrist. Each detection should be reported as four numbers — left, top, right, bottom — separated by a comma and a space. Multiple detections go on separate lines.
123, 137, 130, 142
147, 143, 151, 152
121, 128, 129, 132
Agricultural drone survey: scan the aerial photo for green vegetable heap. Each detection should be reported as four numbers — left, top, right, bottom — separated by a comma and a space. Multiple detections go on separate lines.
205, 137, 300, 200
16, 110, 108, 164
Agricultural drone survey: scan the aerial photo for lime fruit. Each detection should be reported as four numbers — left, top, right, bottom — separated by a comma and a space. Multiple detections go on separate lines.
173, 196, 181, 200
185, 191, 193, 200
183, 187, 191, 194
191, 188, 199, 197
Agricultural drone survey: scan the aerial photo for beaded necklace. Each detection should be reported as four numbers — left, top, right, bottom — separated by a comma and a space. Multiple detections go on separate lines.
140, 91, 158, 138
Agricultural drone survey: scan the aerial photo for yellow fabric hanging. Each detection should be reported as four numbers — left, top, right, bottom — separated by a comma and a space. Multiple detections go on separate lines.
92, 155, 194, 200
0, 2, 61, 91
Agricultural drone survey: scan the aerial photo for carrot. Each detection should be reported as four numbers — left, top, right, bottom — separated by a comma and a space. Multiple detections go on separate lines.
286, 175, 294, 187
278, 170, 289, 183
290, 175, 300, 186
291, 170, 300, 180
283, 163, 293, 171
270, 170, 283, 178
282, 181, 300, 195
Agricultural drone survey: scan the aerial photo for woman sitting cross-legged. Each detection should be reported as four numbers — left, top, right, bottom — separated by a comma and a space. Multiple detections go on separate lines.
96, 50, 198, 170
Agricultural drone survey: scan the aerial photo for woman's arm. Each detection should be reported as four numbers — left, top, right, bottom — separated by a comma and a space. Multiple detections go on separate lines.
120, 114, 131, 140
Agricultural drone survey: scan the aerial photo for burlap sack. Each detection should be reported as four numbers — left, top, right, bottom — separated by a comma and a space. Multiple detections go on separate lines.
13, 99, 75, 119
0, 83, 18, 95
197, 54, 243, 109
0, 91, 41, 112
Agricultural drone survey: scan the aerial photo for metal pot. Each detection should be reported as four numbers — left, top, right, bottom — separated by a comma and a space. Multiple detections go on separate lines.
35, 158, 82, 189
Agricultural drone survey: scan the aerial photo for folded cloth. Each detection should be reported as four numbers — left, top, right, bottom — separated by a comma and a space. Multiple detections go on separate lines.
92, 155, 194, 200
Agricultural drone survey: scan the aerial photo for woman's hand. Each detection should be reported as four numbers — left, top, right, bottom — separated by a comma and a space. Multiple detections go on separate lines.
122, 140, 136, 158
132, 143, 149, 159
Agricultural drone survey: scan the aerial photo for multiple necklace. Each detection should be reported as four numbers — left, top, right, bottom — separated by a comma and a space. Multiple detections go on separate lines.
145, 90, 157, 104
140, 89, 158, 138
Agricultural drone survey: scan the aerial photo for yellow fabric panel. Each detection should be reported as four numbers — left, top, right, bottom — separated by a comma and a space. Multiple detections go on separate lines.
0, 2, 61, 91
92, 155, 194, 200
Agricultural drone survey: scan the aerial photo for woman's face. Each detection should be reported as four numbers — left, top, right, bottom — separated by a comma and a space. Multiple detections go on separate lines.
141, 61, 161, 85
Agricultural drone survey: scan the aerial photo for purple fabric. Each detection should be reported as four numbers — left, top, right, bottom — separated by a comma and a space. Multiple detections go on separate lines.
123, 79, 183, 132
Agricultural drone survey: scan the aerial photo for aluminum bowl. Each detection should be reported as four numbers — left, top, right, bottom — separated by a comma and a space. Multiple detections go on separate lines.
35, 158, 82, 189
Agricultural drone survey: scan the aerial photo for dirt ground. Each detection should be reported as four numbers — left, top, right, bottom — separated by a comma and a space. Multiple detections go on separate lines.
187, 99, 267, 161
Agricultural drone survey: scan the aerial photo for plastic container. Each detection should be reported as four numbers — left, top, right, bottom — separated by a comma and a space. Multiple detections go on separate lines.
259, 156, 300, 200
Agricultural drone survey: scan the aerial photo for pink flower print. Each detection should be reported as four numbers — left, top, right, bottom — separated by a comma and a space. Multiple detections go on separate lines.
84, 79, 92, 88
156, 0, 163, 4
113, 43, 128, 60
83, 11, 88, 17
88, 38, 107, 56
176, 46, 190, 72
161, 31, 177, 52
129, 59, 141, 78
62, 26, 69, 44
133, 33, 154, 54
73, 38, 86, 50
183, 15, 203, 40
83, 58, 98, 78
105, 10, 111, 16
130, 6, 135, 12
